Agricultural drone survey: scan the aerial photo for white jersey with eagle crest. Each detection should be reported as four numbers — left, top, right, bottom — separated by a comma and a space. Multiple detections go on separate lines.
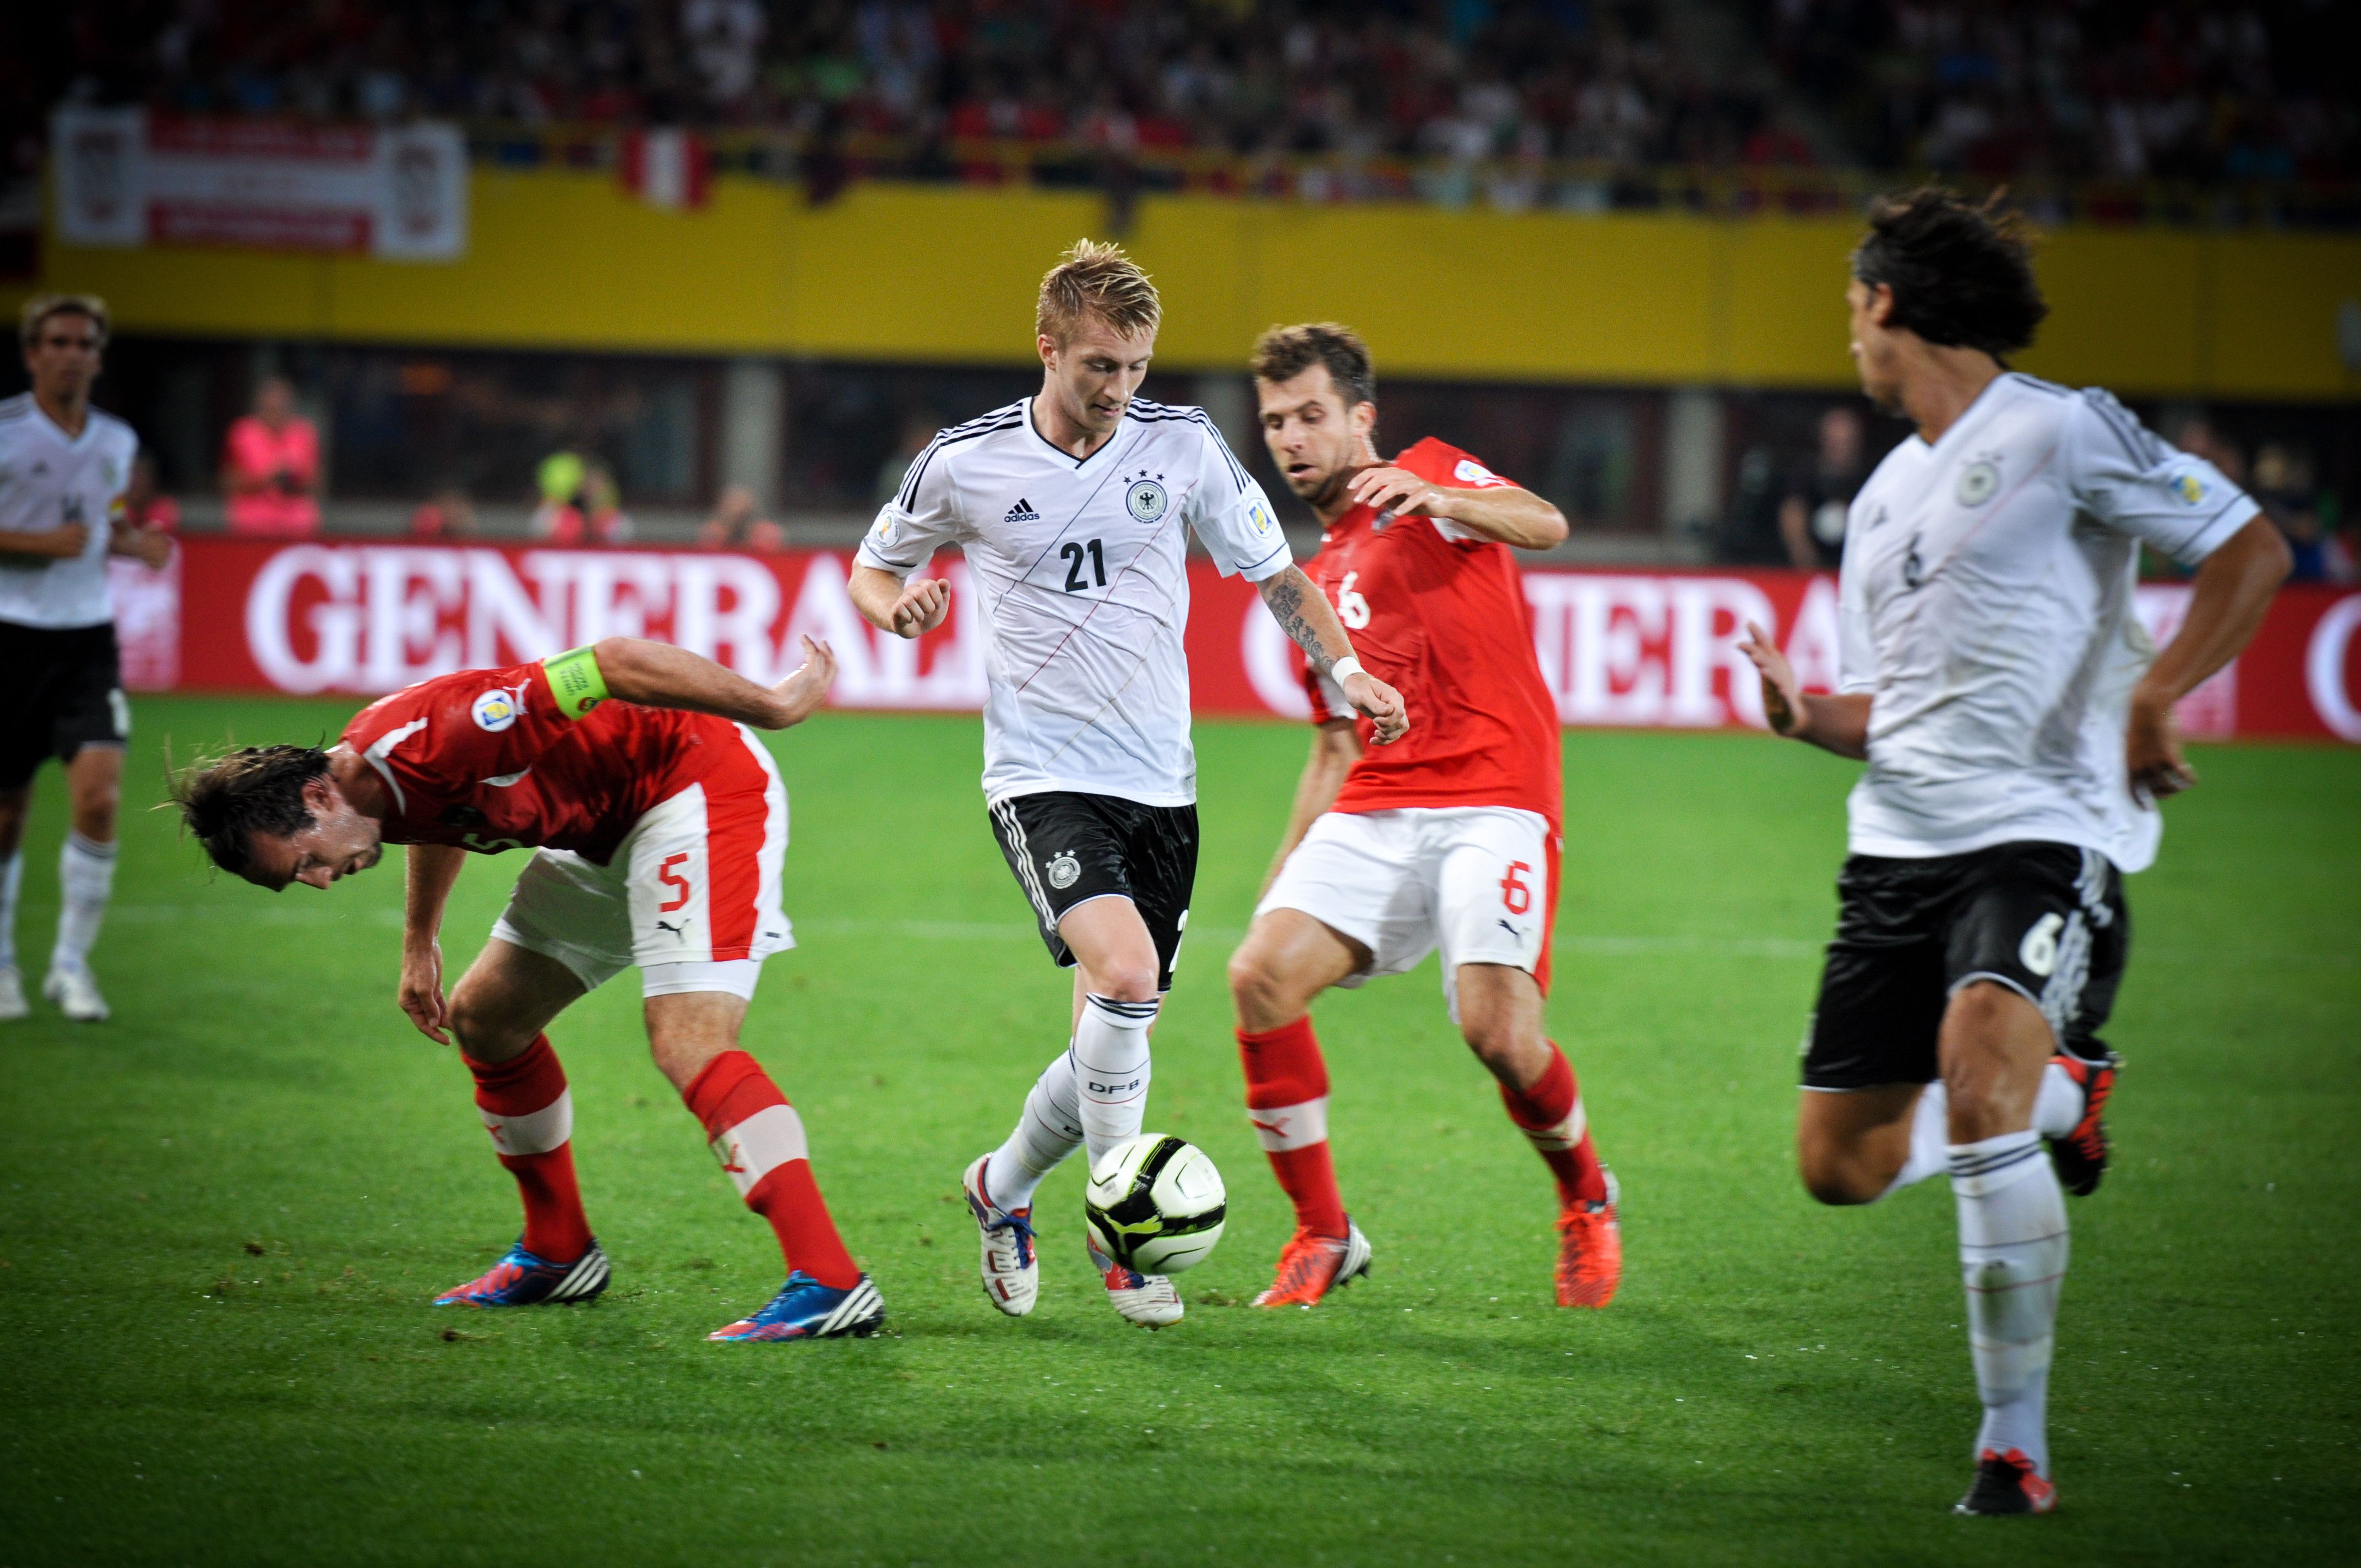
858, 397, 1290, 807
1836, 373, 2258, 874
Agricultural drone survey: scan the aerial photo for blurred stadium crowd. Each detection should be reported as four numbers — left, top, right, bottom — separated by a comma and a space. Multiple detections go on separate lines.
9, 2, 2355, 214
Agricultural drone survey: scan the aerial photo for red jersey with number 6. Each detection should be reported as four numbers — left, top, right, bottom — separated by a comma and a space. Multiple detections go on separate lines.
1300, 438, 1561, 827
341, 660, 742, 864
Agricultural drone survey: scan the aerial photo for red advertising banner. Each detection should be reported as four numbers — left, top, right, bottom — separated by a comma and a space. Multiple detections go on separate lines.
126, 538, 2361, 742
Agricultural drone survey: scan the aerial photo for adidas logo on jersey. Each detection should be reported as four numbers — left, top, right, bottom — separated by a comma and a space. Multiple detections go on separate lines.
1004, 498, 1041, 523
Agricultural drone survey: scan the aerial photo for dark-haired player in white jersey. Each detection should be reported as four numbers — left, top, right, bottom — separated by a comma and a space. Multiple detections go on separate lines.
1738, 190, 2289, 1515
849, 240, 1407, 1329
0, 294, 172, 1023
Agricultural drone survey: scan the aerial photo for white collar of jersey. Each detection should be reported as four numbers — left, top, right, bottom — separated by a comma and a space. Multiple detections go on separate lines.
1024, 396, 1126, 470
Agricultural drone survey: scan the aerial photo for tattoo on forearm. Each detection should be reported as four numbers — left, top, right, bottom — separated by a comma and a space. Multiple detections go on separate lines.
1260, 571, 1334, 671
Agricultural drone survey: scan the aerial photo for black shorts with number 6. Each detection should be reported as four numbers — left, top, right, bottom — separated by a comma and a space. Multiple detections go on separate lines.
1802, 840, 2129, 1091
987, 791, 1198, 992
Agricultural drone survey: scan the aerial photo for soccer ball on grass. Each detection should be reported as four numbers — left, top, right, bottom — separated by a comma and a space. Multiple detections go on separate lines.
1083, 1133, 1226, 1275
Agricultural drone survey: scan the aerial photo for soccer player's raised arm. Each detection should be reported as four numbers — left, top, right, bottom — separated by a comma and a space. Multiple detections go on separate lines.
1256, 565, 1410, 744
1738, 621, 1871, 759
2125, 515, 2290, 801
1343, 465, 1568, 550
590, 635, 837, 730
399, 843, 466, 1043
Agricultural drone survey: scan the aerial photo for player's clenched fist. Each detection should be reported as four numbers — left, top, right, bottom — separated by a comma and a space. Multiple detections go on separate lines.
765, 635, 839, 728
889, 576, 951, 639
1342, 668, 1410, 744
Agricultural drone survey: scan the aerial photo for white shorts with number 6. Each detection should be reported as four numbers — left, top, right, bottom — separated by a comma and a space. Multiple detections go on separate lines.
1256, 805, 1557, 1020
490, 725, 795, 1000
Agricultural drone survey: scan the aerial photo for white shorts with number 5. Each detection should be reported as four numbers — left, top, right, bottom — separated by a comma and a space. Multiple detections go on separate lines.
489, 725, 795, 1000
1256, 805, 1558, 1020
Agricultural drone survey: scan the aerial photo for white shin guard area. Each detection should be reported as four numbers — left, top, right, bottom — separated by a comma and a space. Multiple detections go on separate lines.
1951, 1130, 2070, 1475
1074, 993, 1157, 1168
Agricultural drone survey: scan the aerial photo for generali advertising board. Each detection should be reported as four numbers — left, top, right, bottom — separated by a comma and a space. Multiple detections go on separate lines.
114, 540, 2361, 742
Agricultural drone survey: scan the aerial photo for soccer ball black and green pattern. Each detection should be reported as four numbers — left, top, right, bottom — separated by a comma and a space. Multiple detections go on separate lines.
1082, 1133, 1227, 1275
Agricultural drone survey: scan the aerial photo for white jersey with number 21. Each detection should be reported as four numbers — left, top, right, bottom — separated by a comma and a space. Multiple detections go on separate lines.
858, 398, 1291, 809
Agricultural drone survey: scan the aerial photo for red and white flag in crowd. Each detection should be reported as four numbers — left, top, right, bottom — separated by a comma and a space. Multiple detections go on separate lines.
619, 128, 711, 211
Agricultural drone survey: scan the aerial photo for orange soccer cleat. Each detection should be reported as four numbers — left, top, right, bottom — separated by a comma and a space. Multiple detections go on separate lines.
1252, 1221, 1372, 1308
2047, 1050, 2120, 1197
1553, 1174, 1621, 1308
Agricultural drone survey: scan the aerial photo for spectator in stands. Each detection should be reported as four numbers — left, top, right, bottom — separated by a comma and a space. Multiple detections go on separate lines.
1779, 405, 1867, 569
408, 486, 476, 541
530, 449, 632, 546
119, 454, 178, 535
219, 376, 321, 537
698, 483, 786, 553
2253, 442, 2326, 583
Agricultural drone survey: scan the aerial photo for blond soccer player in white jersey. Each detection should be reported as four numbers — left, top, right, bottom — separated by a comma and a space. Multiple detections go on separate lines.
1738, 189, 2289, 1516
847, 241, 1407, 1329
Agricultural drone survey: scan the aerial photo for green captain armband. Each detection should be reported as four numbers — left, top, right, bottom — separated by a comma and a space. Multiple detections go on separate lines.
542, 645, 608, 719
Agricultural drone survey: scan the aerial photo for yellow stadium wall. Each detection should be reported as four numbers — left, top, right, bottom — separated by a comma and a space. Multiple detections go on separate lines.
19, 171, 2361, 400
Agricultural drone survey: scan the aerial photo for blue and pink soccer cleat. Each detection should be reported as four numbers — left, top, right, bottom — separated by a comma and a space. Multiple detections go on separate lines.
708, 1271, 886, 1342
433, 1240, 611, 1307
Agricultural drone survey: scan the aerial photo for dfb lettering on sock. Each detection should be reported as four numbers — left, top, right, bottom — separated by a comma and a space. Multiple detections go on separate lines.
1074, 994, 1157, 1168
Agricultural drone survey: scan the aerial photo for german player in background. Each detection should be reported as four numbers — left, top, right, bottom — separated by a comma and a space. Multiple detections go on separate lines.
848, 242, 1406, 1330
1227, 324, 1622, 1311
1737, 190, 2290, 1515
167, 635, 890, 1343
0, 295, 172, 1024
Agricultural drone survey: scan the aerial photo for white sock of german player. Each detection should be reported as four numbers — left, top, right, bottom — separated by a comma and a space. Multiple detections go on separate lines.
1950, 1131, 2069, 1474
1882, 1066, 2088, 1198
1074, 993, 1158, 1169
51, 832, 115, 974
982, 1041, 1085, 1212
0, 850, 20, 974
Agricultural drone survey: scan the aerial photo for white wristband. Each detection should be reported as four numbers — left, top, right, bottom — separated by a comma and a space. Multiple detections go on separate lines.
1329, 655, 1365, 685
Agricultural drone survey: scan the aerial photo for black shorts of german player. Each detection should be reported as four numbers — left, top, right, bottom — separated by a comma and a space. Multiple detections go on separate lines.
987, 791, 1198, 992
0, 621, 127, 790
1803, 840, 2129, 1090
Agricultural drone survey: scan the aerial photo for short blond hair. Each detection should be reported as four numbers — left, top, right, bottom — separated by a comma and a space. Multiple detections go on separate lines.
21, 292, 110, 350
1035, 239, 1161, 345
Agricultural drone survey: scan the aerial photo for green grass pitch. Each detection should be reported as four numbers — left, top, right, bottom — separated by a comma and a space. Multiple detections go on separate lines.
2, 698, 2355, 1566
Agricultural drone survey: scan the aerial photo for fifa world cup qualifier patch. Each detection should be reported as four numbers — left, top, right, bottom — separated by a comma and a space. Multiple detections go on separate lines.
542, 645, 608, 719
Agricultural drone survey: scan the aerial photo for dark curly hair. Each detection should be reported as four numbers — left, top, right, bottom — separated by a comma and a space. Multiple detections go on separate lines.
166, 744, 330, 875
1852, 188, 2047, 361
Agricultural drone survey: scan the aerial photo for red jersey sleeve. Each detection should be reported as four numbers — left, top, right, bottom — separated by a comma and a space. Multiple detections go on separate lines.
341, 659, 586, 804
1399, 438, 1521, 548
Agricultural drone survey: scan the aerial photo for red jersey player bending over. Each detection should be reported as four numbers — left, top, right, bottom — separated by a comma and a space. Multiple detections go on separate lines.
167, 635, 886, 1342
1229, 324, 1621, 1310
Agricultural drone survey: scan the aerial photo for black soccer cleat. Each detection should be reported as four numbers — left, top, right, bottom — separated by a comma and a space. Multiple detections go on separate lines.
2047, 1050, 2120, 1197
1954, 1448, 2057, 1515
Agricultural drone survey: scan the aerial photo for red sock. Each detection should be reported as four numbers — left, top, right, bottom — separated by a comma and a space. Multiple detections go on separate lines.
681, 1050, 861, 1289
466, 1035, 593, 1263
1499, 1042, 1609, 1207
1238, 1017, 1348, 1238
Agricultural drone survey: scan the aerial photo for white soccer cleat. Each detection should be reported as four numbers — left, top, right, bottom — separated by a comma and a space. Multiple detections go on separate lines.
1087, 1232, 1183, 1329
962, 1155, 1040, 1317
43, 964, 108, 1022
0, 966, 26, 1022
